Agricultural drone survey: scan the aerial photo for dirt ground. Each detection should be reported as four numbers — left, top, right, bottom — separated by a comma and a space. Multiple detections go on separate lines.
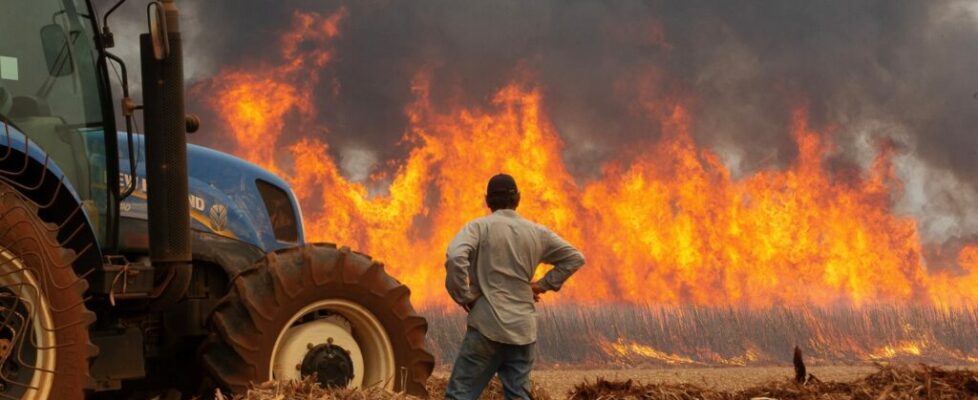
237, 364, 978, 399
434, 366, 879, 397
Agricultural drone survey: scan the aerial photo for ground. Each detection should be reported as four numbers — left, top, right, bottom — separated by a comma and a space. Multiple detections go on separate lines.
238, 364, 978, 399
435, 365, 878, 397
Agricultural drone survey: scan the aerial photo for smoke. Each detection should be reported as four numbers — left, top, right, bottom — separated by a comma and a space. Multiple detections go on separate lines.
104, 1, 978, 246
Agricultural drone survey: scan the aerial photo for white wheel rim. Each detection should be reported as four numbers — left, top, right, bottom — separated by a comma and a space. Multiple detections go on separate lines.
270, 299, 395, 390
273, 317, 365, 387
0, 247, 55, 400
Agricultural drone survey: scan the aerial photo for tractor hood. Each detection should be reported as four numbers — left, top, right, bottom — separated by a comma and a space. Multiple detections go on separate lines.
118, 133, 305, 253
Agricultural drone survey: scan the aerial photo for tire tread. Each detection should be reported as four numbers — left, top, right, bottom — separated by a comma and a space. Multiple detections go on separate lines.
202, 245, 435, 396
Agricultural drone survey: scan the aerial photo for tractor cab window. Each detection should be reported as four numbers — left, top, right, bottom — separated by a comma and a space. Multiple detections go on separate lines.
0, 0, 109, 239
256, 180, 299, 243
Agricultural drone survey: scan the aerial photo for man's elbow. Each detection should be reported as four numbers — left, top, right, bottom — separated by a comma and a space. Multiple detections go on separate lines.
445, 254, 470, 270
572, 251, 586, 268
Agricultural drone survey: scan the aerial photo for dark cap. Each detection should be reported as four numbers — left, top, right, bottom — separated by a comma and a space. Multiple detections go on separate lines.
486, 173, 518, 195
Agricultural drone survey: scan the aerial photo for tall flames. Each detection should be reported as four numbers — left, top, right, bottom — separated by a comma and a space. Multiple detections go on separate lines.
196, 10, 978, 309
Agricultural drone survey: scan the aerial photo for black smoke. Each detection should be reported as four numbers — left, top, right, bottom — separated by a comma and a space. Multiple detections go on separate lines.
103, 0, 978, 244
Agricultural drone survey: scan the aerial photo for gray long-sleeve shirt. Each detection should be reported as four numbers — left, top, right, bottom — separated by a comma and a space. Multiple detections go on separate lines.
445, 209, 585, 345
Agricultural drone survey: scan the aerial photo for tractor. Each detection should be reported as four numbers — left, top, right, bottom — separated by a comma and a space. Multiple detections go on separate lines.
0, 0, 434, 398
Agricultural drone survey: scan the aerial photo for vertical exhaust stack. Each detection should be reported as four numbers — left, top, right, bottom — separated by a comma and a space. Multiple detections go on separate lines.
141, 0, 191, 307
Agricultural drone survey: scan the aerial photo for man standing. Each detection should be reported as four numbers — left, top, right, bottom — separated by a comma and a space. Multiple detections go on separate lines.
444, 173, 586, 400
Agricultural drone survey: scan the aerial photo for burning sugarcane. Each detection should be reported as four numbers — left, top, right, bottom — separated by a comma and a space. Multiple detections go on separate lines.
425, 304, 978, 367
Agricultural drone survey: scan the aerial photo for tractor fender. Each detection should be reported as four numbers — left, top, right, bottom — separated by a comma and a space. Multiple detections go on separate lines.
0, 123, 103, 272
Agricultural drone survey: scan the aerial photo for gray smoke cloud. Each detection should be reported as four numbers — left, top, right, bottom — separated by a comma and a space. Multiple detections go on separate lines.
101, 0, 978, 247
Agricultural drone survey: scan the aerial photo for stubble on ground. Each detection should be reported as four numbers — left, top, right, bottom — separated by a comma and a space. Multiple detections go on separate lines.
434, 366, 877, 397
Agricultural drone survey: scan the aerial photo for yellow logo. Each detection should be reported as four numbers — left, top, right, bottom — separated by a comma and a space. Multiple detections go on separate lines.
208, 204, 228, 232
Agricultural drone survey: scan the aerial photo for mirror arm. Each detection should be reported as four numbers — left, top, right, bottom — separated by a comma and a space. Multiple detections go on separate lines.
105, 52, 138, 200
101, 0, 128, 48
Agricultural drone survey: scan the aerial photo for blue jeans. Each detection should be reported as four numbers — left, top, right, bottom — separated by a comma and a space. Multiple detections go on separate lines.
445, 328, 536, 400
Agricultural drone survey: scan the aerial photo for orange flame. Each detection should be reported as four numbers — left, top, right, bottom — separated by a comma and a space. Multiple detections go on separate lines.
197, 9, 346, 169
599, 338, 697, 365
198, 10, 978, 309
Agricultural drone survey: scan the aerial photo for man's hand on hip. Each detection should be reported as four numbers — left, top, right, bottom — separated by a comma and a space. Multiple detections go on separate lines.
531, 281, 547, 302
461, 295, 480, 313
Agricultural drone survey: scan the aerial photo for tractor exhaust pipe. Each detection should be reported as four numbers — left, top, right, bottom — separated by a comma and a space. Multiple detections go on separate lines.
141, 0, 191, 308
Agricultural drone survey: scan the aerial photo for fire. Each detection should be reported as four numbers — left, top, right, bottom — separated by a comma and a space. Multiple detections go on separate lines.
716, 349, 760, 367
868, 341, 925, 360
600, 338, 697, 365
198, 10, 978, 309
195, 9, 346, 170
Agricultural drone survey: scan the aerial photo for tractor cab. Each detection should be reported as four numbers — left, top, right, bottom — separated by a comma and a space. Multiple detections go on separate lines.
0, 0, 112, 240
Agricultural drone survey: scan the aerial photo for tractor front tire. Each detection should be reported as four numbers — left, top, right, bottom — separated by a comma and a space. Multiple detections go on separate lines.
201, 244, 434, 396
0, 183, 95, 400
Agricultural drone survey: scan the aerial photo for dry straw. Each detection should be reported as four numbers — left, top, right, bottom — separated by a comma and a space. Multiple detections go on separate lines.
213, 375, 551, 400
568, 364, 978, 400
217, 364, 978, 399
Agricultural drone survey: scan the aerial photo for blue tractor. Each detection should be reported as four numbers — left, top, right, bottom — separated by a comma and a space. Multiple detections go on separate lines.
0, 0, 434, 398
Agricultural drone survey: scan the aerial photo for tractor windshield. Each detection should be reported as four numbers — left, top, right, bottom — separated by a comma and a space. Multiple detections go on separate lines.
0, 0, 110, 239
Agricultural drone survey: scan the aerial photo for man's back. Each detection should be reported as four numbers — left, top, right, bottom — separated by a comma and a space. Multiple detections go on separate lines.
444, 173, 585, 400
446, 209, 585, 345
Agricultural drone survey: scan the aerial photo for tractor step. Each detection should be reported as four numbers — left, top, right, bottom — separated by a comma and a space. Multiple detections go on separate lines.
89, 327, 146, 391
92, 256, 155, 300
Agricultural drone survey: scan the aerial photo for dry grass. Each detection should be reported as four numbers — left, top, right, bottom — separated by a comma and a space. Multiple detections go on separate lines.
425, 305, 978, 367
214, 378, 410, 400
222, 364, 978, 399
568, 363, 978, 400
214, 375, 551, 400
425, 376, 553, 400
522, 365, 879, 395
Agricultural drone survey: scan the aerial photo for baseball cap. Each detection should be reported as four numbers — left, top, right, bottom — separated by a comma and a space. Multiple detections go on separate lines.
486, 173, 518, 195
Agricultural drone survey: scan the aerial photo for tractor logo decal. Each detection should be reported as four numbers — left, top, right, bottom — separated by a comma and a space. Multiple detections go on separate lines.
189, 194, 207, 211
208, 203, 228, 232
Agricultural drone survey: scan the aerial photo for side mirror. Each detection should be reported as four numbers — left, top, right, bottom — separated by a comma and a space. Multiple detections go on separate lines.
147, 2, 170, 61
40, 24, 74, 77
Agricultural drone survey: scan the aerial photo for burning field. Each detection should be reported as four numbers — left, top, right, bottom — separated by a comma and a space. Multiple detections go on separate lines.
192, 6, 978, 308
427, 305, 978, 367
174, 0, 978, 376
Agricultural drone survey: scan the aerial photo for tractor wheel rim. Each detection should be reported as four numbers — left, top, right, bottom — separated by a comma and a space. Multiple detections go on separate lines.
0, 247, 55, 400
270, 299, 395, 391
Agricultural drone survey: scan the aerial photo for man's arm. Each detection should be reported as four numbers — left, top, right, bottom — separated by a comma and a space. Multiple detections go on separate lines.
536, 228, 586, 292
445, 222, 482, 308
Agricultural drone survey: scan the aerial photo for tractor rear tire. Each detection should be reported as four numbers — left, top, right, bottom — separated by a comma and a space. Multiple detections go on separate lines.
0, 183, 95, 399
201, 243, 434, 396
